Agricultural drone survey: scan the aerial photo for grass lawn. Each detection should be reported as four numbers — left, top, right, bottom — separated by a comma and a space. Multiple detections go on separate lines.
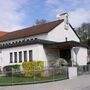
0, 75, 67, 86
0, 76, 34, 86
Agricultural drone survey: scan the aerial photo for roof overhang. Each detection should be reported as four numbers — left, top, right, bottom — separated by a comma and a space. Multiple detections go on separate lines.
0, 39, 88, 49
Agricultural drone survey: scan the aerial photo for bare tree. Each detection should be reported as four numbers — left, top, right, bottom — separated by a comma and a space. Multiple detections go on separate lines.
35, 19, 47, 25
76, 23, 90, 47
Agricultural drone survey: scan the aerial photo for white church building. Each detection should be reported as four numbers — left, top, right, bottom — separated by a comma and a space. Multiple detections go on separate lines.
0, 13, 88, 69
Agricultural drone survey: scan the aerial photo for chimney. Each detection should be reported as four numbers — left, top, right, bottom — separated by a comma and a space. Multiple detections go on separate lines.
56, 13, 69, 30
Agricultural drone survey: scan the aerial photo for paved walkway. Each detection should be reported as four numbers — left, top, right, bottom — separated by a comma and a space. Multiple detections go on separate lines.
0, 74, 90, 90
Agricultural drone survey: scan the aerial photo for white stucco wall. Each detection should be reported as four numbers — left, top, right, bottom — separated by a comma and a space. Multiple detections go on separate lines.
47, 22, 80, 42
47, 22, 65, 42
71, 47, 88, 65
0, 44, 48, 68
67, 26, 80, 42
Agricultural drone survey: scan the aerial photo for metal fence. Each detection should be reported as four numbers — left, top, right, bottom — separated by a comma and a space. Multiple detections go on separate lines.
77, 65, 90, 75
0, 67, 68, 86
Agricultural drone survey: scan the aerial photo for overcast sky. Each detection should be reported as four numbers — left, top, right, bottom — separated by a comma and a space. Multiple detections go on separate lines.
0, 0, 90, 32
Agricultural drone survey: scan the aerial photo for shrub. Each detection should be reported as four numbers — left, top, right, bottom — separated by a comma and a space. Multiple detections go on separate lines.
22, 61, 44, 77
3, 64, 20, 76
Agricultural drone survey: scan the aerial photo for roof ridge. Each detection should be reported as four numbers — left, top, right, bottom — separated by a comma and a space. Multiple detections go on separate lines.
10, 19, 64, 33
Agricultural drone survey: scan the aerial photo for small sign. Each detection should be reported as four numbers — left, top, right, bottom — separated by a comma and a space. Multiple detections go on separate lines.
73, 47, 80, 55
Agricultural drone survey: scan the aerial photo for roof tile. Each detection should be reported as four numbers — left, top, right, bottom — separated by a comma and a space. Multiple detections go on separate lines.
0, 31, 8, 37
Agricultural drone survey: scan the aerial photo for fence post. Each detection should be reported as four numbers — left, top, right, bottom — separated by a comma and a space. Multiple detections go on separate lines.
52, 68, 54, 81
33, 66, 35, 83
65, 67, 68, 79
11, 68, 13, 86
68, 67, 77, 79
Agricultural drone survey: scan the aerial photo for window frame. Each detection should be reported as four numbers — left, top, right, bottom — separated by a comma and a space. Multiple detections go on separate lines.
24, 51, 27, 62
19, 51, 22, 63
29, 50, 33, 61
14, 52, 17, 63
10, 53, 13, 63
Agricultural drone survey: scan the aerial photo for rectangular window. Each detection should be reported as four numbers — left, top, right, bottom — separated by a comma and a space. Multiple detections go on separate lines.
14, 52, 17, 63
10, 53, 13, 63
24, 51, 27, 62
29, 50, 32, 61
19, 51, 22, 63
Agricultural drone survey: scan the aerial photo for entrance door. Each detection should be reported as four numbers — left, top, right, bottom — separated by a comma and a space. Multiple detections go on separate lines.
60, 49, 71, 63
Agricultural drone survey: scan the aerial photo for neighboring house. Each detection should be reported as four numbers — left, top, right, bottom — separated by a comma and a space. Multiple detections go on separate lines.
0, 13, 88, 69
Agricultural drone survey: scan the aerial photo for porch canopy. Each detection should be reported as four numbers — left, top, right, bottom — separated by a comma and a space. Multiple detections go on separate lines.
42, 40, 88, 49
42, 40, 88, 66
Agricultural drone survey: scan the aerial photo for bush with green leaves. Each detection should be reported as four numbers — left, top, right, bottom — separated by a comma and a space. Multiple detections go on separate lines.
22, 61, 44, 77
3, 64, 20, 76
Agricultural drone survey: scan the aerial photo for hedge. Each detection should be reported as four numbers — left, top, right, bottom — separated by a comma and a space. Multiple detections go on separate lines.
22, 61, 44, 77
3, 64, 20, 76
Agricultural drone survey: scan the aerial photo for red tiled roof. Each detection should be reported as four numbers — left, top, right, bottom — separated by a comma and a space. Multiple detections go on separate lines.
0, 20, 64, 42
0, 31, 8, 37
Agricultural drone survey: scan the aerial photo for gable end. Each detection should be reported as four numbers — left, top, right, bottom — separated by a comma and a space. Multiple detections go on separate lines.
69, 24, 81, 42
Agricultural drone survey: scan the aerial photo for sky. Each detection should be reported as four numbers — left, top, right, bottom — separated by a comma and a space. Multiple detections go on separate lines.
0, 0, 90, 32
